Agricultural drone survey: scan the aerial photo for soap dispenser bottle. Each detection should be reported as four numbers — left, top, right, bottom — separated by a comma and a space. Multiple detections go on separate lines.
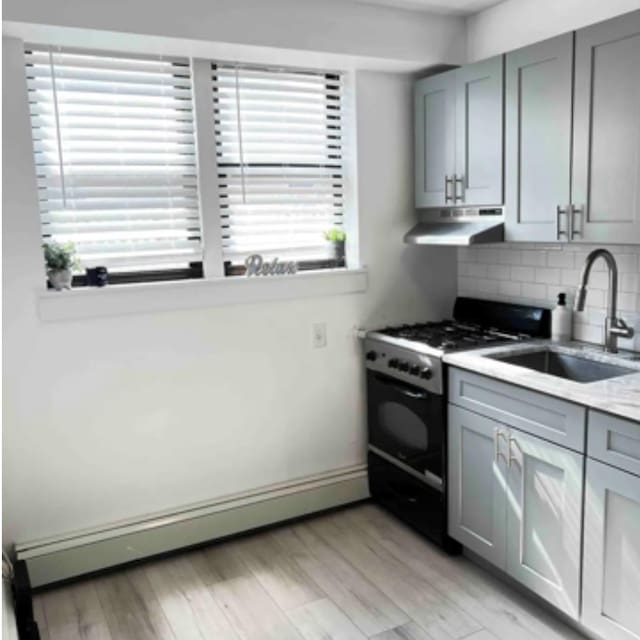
551, 292, 572, 342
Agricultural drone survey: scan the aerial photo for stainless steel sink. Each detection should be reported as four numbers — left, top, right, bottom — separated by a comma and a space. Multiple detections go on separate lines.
490, 349, 636, 383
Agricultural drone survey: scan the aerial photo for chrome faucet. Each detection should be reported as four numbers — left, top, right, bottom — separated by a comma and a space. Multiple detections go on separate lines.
574, 248, 634, 353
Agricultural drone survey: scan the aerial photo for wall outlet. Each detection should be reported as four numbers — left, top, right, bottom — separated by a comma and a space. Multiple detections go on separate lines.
312, 322, 327, 348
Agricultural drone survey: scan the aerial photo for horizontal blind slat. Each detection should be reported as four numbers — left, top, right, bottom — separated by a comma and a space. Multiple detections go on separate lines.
212, 62, 344, 265
27, 46, 202, 273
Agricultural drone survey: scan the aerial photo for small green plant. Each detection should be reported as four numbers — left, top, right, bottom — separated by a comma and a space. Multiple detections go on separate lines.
43, 242, 80, 272
323, 228, 346, 243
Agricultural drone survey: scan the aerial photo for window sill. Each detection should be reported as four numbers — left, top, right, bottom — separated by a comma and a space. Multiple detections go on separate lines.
37, 268, 368, 322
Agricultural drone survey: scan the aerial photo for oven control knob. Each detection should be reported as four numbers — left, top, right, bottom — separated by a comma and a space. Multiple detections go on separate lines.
420, 367, 433, 380
410, 365, 421, 376
388, 358, 399, 368
366, 350, 377, 361
398, 361, 409, 372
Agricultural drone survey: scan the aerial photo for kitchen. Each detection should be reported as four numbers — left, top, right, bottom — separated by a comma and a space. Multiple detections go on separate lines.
2, 0, 640, 639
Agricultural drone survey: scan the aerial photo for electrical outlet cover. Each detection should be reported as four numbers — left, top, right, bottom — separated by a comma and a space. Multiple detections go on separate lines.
312, 322, 327, 348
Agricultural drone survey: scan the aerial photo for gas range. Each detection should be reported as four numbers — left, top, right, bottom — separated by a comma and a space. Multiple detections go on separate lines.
365, 297, 550, 553
364, 297, 551, 394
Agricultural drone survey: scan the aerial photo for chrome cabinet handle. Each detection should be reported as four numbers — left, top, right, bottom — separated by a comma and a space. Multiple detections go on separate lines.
494, 427, 508, 464
571, 205, 583, 238
445, 175, 454, 202
454, 175, 464, 202
556, 205, 568, 240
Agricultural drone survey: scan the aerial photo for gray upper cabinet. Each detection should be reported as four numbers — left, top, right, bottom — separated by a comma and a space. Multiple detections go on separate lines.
572, 10, 640, 244
415, 71, 456, 208
415, 56, 503, 208
455, 56, 504, 206
505, 34, 573, 242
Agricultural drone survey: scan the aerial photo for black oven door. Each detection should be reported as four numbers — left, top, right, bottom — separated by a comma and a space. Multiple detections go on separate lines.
367, 370, 445, 486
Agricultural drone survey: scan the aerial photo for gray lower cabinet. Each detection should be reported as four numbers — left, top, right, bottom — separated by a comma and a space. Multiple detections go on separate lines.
415, 56, 503, 208
505, 427, 582, 619
448, 404, 582, 618
448, 404, 507, 568
582, 459, 640, 640
504, 33, 573, 242
572, 10, 640, 244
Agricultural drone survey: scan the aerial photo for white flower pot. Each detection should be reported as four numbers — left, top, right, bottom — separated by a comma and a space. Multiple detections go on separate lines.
48, 269, 73, 291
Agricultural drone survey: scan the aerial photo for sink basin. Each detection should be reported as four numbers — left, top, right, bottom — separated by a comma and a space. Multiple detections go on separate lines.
490, 349, 636, 383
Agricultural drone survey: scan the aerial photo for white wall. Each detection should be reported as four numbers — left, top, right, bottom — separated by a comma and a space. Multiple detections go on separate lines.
458, 244, 640, 351
2, 36, 457, 545
466, 0, 640, 61
3, 0, 466, 70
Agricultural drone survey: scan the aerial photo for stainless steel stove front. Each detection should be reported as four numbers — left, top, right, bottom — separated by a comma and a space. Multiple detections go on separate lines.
363, 337, 443, 395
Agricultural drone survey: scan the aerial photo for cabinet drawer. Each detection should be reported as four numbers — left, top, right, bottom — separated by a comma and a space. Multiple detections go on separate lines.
588, 410, 640, 476
449, 367, 586, 451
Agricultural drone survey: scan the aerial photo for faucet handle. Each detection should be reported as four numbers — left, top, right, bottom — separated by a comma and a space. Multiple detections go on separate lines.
610, 317, 635, 339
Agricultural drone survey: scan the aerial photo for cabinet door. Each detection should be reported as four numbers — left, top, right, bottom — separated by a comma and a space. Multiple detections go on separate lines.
506, 429, 583, 619
415, 71, 456, 208
454, 56, 504, 206
572, 11, 640, 244
505, 34, 573, 242
582, 459, 640, 640
448, 405, 507, 569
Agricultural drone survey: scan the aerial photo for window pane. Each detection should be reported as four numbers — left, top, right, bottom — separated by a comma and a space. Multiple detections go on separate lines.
212, 64, 344, 266
25, 47, 203, 274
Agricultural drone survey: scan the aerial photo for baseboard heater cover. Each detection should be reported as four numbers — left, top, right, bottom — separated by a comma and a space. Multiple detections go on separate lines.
16, 465, 368, 588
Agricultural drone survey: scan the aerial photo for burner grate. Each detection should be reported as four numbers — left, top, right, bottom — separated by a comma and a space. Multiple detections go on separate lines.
379, 320, 524, 351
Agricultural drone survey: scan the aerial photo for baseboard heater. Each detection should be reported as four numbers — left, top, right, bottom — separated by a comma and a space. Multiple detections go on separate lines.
16, 465, 368, 588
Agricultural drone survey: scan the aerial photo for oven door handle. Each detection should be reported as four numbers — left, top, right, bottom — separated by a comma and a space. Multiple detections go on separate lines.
373, 374, 428, 400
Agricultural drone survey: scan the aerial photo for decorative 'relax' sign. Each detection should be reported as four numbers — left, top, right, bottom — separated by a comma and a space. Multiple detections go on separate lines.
245, 254, 298, 277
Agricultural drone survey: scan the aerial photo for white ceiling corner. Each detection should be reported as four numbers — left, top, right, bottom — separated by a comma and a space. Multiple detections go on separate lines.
353, 0, 505, 16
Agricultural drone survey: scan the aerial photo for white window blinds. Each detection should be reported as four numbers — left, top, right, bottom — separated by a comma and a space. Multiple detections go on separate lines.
212, 64, 344, 265
25, 47, 202, 273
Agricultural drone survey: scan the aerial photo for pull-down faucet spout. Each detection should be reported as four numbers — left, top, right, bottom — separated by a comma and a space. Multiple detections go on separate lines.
575, 249, 634, 353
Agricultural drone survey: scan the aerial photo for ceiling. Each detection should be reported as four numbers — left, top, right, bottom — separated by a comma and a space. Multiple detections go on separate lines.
355, 0, 504, 15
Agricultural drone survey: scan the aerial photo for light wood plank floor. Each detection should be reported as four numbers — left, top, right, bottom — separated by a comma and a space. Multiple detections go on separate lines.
33, 504, 586, 640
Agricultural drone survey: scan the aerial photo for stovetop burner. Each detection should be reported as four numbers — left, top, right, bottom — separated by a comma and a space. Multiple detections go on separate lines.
378, 320, 524, 351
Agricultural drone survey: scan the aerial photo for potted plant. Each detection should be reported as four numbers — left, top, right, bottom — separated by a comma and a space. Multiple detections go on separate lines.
43, 242, 80, 290
323, 228, 346, 265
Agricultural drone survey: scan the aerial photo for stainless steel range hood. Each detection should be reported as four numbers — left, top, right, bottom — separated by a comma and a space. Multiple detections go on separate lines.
404, 207, 504, 246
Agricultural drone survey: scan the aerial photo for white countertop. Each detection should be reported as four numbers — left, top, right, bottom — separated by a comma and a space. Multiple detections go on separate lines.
443, 340, 640, 422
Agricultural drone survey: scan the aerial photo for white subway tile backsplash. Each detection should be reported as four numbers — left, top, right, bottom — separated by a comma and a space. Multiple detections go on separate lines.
511, 265, 535, 282
586, 271, 610, 290
618, 291, 637, 313
477, 248, 500, 264
486, 264, 507, 280
499, 280, 522, 297
615, 253, 637, 273
573, 287, 603, 309
535, 267, 561, 285
521, 251, 547, 267
621, 271, 639, 293
499, 249, 521, 265
561, 269, 581, 286
524, 283, 548, 301
547, 250, 575, 269
459, 262, 487, 278
457, 243, 640, 350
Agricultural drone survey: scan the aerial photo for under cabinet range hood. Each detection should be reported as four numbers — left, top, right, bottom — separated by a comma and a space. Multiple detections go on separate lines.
404, 207, 504, 246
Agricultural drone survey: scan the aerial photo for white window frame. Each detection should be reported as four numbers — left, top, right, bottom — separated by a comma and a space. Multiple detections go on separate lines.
192, 58, 355, 279
15, 47, 366, 320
